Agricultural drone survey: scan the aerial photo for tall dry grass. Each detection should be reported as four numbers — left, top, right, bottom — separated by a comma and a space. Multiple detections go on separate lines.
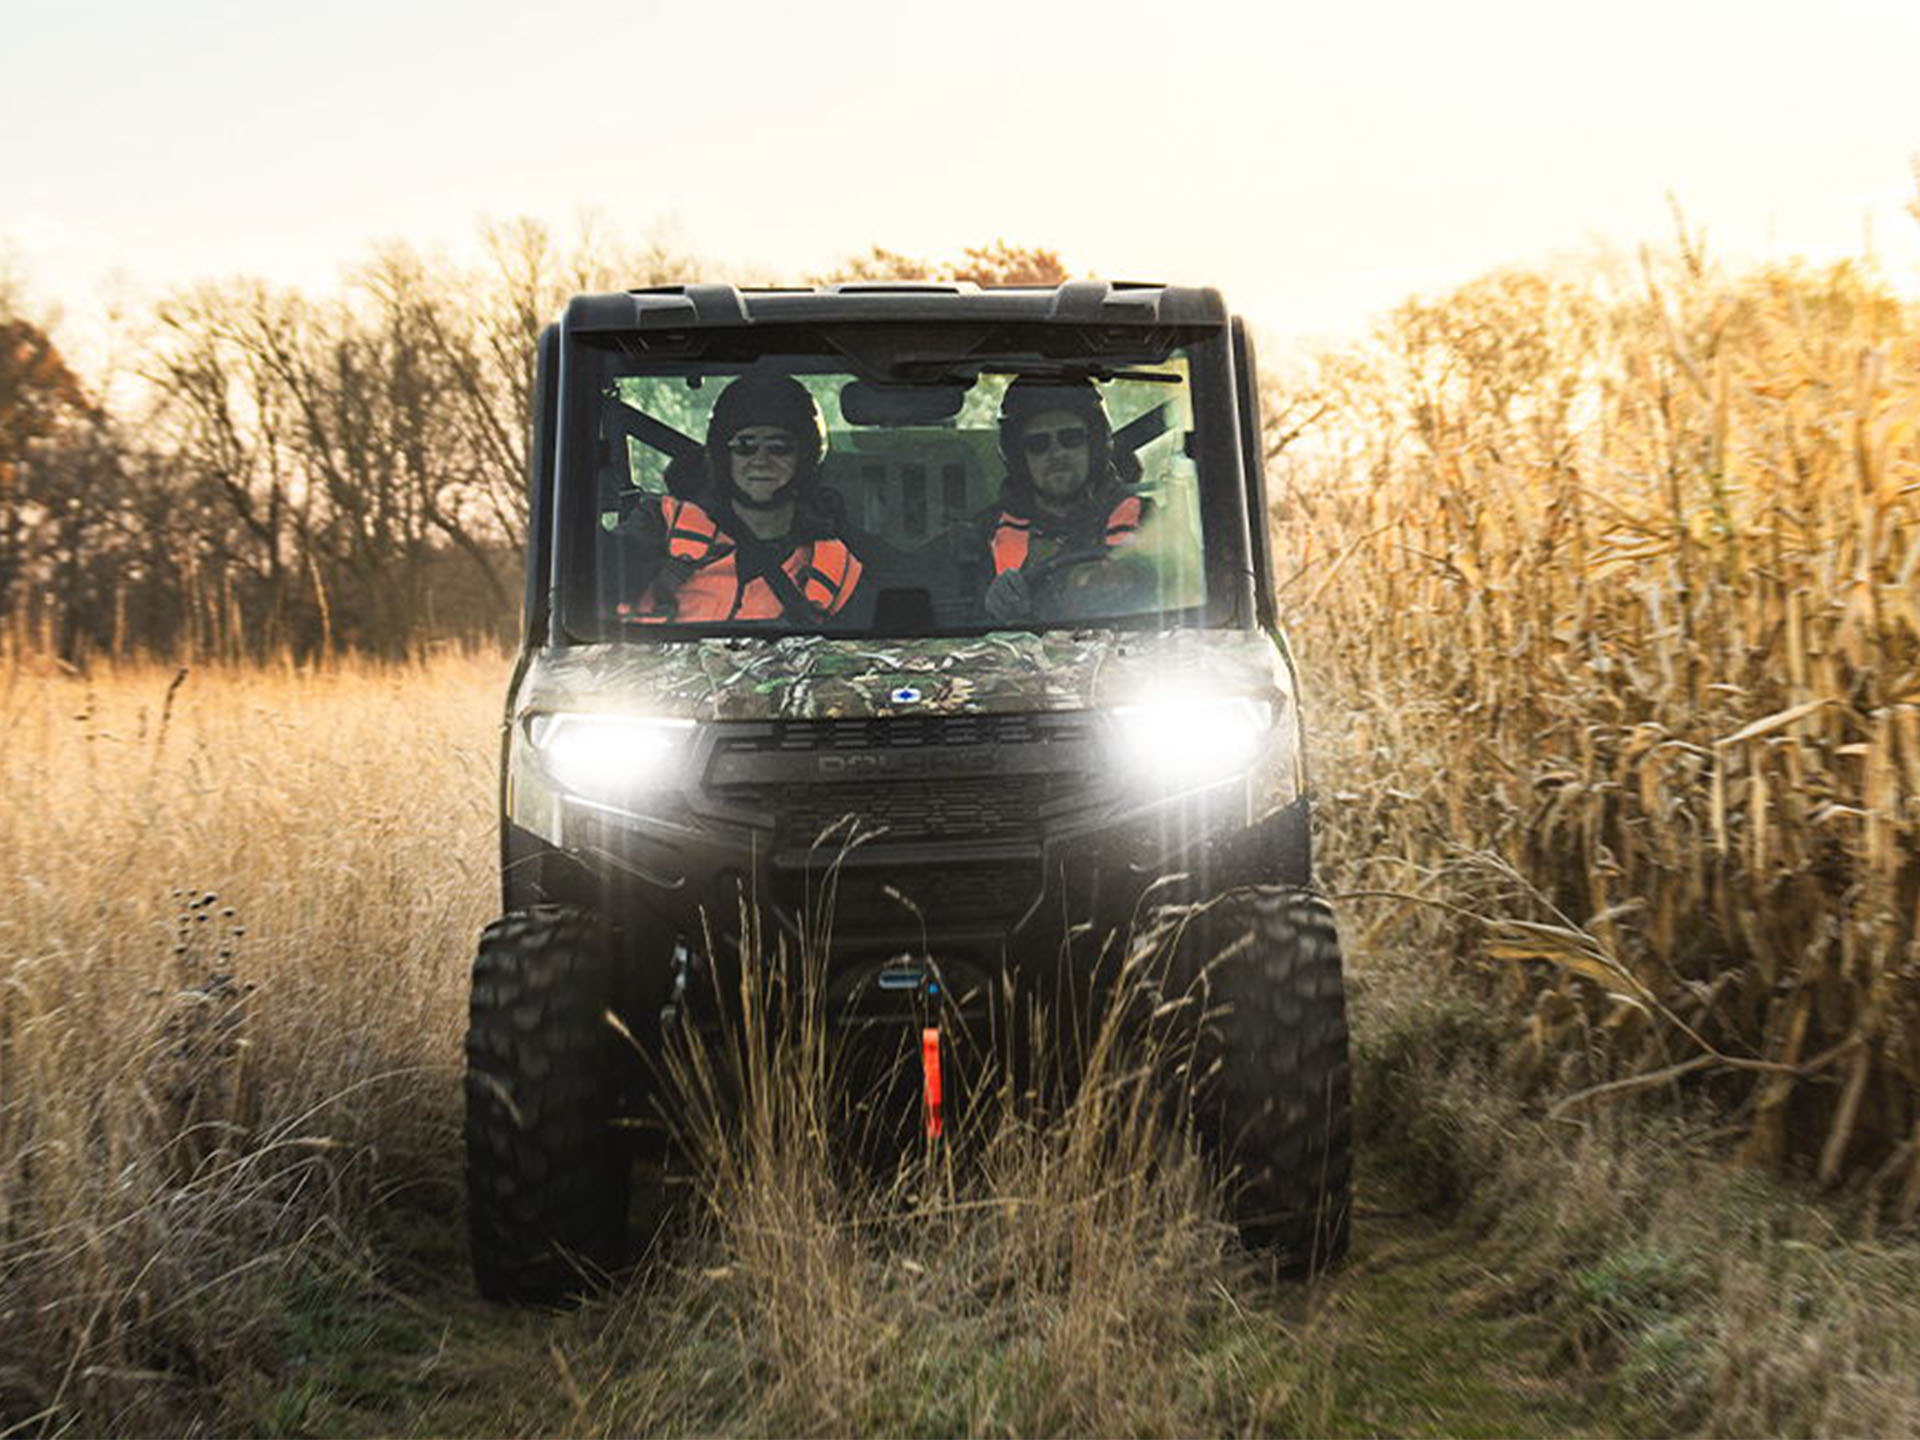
0, 650, 499, 1431
1281, 250, 1920, 1201
0, 650, 1281, 1436
598, 935, 1257, 1438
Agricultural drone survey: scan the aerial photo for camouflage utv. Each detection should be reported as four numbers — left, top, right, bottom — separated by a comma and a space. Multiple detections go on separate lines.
466, 281, 1351, 1302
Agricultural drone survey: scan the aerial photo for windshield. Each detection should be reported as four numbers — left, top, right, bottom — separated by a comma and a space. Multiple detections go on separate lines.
555, 323, 1250, 641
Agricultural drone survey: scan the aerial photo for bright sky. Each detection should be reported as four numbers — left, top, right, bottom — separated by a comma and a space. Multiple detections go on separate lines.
5, 0, 1918, 361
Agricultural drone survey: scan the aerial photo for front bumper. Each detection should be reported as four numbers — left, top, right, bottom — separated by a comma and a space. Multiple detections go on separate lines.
501, 711, 1311, 1014
504, 792, 1309, 1006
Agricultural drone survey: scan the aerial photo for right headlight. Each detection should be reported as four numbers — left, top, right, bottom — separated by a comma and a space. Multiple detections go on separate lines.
1108, 695, 1273, 790
525, 712, 696, 800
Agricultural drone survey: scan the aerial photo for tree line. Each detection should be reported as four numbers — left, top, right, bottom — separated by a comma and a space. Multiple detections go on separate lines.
0, 231, 1068, 660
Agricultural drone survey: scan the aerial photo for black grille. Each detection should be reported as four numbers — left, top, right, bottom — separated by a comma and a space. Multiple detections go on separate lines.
705, 712, 1101, 847
746, 775, 1077, 846
719, 712, 1078, 754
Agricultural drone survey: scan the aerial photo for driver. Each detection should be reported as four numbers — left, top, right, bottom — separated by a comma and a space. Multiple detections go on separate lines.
977, 377, 1153, 624
622, 374, 865, 624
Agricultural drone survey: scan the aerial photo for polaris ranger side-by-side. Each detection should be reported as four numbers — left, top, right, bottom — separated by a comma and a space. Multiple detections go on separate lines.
465, 281, 1350, 1301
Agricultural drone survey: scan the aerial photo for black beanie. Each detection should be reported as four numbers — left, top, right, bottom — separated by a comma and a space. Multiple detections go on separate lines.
706, 374, 827, 491
996, 376, 1116, 505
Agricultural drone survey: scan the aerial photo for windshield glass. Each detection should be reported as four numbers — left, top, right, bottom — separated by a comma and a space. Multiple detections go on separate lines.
556, 324, 1247, 641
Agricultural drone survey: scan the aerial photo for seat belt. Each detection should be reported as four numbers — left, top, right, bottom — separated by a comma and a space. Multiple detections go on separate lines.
735, 538, 828, 626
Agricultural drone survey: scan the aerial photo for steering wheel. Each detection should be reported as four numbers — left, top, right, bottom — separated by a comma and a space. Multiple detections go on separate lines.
1023, 545, 1112, 591
1022, 544, 1159, 620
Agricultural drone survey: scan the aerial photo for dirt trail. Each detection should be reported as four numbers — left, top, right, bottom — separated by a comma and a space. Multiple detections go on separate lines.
1293, 1210, 1619, 1437
257, 1187, 1626, 1439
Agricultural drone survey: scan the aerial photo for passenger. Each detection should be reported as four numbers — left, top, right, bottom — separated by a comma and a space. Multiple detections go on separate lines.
621, 375, 865, 624
977, 377, 1153, 624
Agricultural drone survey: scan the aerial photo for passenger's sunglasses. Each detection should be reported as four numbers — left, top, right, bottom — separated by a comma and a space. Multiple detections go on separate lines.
1022, 426, 1088, 457
727, 435, 797, 458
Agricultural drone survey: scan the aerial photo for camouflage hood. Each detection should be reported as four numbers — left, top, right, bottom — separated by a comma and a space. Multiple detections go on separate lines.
514, 628, 1294, 722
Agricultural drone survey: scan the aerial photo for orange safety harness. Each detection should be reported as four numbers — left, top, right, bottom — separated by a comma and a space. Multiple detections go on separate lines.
620, 496, 863, 623
988, 492, 1148, 575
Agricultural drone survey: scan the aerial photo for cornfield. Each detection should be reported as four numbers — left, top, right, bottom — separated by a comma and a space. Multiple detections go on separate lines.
1279, 249, 1920, 1205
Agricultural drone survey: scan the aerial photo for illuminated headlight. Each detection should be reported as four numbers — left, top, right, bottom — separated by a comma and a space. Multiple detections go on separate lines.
1109, 696, 1272, 787
525, 712, 696, 799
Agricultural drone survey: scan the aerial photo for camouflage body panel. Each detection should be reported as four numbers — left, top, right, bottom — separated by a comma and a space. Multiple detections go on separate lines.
505, 628, 1304, 845
514, 627, 1291, 719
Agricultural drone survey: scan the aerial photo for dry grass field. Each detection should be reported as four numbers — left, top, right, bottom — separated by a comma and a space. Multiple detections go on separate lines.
3, 247, 1920, 1437
0, 653, 497, 1431
5, 646, 1918, 1438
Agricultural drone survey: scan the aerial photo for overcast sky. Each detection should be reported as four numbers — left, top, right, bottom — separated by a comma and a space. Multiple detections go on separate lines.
5, 0, 1918, 359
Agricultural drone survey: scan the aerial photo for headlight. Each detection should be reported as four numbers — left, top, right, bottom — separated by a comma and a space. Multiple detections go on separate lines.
526, 712, 696, 799
1109, 696, 1272, 787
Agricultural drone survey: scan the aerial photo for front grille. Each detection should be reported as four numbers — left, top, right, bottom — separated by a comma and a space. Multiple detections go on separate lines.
743, 774, 1079, 846
704, 711, 1103, 848
719, 712, 1074, 754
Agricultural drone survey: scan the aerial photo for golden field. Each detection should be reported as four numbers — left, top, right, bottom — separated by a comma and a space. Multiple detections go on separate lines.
0, 654, 498, 1429
3, 619, 1917, 1436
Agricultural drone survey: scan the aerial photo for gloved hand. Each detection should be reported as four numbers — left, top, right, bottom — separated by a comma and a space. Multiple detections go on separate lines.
612, 500, 666, 553
984, 567, 1034, 624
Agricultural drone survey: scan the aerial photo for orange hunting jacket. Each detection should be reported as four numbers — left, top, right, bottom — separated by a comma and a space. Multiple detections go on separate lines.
987, 492, 1150, 575
620, 497, 863, 623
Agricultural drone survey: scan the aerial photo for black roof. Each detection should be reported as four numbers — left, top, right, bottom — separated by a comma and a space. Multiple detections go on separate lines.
563, 281, 1229, 333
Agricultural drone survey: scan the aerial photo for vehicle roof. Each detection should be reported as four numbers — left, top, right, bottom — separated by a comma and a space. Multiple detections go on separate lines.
563, 281, 1230, 333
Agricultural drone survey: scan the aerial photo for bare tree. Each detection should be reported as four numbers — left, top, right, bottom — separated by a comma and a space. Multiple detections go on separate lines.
147, 282, 319, 650
7, 222, 1082, 658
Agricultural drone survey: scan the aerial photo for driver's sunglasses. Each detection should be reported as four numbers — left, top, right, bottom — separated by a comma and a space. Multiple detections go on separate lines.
1022, 426, 1088, 457
727, 435, 797, 458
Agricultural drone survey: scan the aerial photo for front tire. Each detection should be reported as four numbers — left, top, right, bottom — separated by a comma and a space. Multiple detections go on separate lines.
1164, 886, 1353, 1273
465, 906, 632, 1303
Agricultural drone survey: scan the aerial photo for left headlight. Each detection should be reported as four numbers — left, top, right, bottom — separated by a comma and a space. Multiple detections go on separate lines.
525, 712, 697, 799
1109, 696, 1272, 788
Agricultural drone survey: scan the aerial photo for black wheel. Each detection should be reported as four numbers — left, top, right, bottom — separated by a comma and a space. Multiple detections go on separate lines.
465, 906, 633, 1303
1160, 886, 1352, 1273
